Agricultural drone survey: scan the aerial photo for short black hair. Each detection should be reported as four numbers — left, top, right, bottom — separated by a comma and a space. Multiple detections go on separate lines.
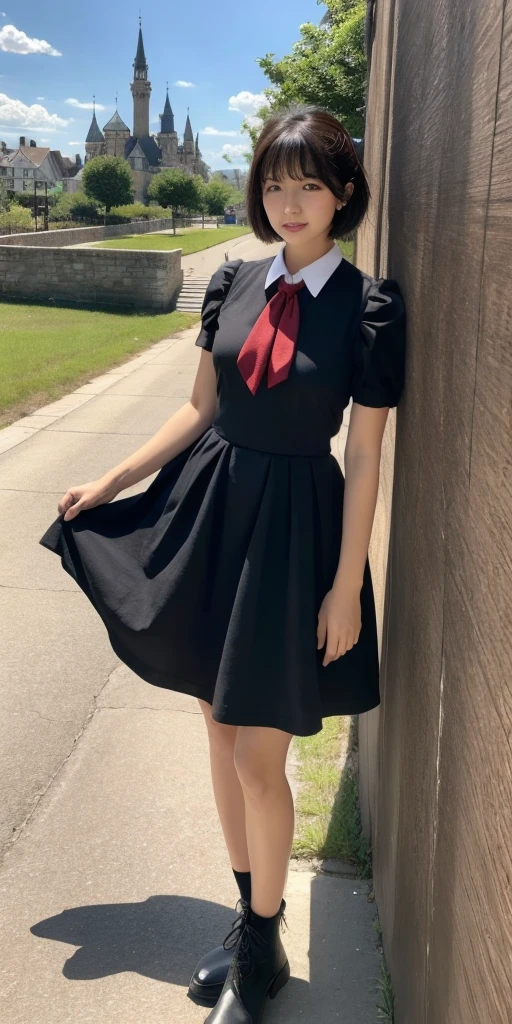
246, 104, 371, 242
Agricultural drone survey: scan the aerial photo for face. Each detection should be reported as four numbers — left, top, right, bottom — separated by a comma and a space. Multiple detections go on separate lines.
262, 172, 353, 246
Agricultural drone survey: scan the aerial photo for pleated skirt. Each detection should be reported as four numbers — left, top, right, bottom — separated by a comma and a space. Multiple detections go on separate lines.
39, 425, 380, 735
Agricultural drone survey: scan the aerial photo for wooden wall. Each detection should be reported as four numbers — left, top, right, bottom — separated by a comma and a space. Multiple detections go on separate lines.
356, 0, 512, 1020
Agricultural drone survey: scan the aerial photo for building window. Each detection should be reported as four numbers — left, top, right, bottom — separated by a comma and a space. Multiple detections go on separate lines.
0, 167, 6, 175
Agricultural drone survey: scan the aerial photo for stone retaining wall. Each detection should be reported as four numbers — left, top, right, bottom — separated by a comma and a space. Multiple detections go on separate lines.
0, 245, 182, 311
0, 218, 172, 248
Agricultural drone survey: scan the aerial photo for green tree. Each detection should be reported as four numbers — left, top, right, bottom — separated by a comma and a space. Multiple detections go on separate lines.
147, 169, 204, 214
242, 0, 367, 149
82, 156, 134, 216
203, 179, 237, 215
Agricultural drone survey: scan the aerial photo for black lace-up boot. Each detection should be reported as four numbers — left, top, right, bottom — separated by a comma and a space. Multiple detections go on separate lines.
204, 899, 289, 1023
188, 897, 250, 1004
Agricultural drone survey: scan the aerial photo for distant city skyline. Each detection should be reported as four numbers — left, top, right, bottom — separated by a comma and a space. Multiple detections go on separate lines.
0, 1, 324, 169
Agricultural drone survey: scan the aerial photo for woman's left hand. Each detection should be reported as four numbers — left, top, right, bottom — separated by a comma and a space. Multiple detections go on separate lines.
317, 580, 362, 667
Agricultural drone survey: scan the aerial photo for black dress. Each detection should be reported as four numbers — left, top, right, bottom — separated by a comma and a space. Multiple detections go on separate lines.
39, 254, 406, 737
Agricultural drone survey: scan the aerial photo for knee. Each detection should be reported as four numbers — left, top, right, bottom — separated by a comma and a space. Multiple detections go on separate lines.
234, 742, 281, 802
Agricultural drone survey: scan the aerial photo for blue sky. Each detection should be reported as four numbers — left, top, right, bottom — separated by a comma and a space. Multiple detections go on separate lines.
0, 1, 326, 170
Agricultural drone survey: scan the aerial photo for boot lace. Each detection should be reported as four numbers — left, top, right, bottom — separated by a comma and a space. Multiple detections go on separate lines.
222, 898, 250, 952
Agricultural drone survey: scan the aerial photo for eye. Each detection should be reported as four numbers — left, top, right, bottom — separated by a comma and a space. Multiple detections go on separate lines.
303, 182, 321, 190
266, 184, 280, 192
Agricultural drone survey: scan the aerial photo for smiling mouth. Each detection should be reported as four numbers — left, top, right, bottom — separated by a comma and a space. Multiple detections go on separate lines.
282, 223, 307, 229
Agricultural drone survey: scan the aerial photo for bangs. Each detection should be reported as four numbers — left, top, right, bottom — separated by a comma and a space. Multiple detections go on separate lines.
247, 104, 370, 242
260, 132, 330, 186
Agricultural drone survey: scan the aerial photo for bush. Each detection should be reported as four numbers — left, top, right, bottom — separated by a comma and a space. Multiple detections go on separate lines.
9, 192, 33, 208
109, 202, 152, 221
0, 206, 33, 233
50, 192, 102, 223
106, 203, 175, 224
70, 195, 102, 221
50, 192, 76, 221
147, 203, 174, 218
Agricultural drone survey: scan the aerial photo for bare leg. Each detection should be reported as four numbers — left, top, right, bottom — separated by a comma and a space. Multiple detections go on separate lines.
197, 698, 250, 872
234, 726, 294, 918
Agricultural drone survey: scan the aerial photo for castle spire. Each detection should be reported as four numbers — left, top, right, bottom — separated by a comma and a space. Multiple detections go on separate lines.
86, 95, 104, 144
131, 17, 151, 137
184, 108, 194, 143
160, 84, 174, 134
133, 18, 148, 78
195, 131, 200, 157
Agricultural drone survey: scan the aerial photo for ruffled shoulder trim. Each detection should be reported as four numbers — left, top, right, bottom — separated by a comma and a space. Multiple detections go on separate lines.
195, 259, 244, 351
351, 276, 407, 408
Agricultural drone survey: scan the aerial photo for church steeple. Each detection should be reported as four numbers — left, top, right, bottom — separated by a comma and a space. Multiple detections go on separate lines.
195, 132, 201, 158
160, 86, 174, 134
130, 17, 151, 139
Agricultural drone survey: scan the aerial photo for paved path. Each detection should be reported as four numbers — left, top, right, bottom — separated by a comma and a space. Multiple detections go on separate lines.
0, 239, 377, 1022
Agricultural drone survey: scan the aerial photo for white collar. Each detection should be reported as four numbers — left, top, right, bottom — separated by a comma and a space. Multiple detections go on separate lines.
264, 243, 343, 298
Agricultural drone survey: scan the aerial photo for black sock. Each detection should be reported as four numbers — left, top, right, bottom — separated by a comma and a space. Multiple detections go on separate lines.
232, 868, 251, 903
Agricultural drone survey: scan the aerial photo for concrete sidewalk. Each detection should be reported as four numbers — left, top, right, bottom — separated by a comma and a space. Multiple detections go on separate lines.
0, 241, 378, 1022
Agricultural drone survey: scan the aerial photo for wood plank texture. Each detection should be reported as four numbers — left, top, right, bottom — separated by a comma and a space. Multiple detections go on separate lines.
357, 1, 512, 1021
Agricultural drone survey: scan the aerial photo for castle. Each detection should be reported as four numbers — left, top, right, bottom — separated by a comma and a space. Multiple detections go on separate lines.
84, 20, 209, 201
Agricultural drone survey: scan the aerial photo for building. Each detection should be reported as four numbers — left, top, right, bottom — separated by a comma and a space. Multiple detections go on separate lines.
0, 138, 82, 193
84, 19, 209, 201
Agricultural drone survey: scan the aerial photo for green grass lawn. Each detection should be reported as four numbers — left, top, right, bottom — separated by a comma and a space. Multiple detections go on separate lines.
0, 301, 199, 429
94, 225, 252, 254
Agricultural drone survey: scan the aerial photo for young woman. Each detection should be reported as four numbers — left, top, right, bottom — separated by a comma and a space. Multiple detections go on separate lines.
39, 104, 406, 1023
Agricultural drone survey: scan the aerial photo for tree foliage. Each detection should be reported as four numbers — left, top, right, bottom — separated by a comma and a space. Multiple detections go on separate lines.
202, 178, 235, 215
82, 156, 134, 214
242, 0, 367, 150
147, 169, 204, 213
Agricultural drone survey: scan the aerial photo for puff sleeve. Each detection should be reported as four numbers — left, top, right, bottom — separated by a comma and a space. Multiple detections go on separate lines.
194, 258, 244, 351
351, 276, 407, 408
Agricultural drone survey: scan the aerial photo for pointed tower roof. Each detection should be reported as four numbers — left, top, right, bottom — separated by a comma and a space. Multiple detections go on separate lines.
184, 109, 194, 143
195, 132, 201, 157
103, 110, 130, 133
86, 100, 104, 144
134, 20, 148, 72
160, 87, 174, 134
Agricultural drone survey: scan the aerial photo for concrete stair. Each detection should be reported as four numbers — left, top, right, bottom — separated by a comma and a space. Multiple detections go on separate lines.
175, 275, 212, 313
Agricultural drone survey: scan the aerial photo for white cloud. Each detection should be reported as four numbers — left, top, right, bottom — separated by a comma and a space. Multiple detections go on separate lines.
244, 114, 265, 130
175, 80, 195, 88
222, 143, 248, 159
0, 24, 61, 56
65, 97, 106, 111
0, 93, 70, 130
203, 126, 239, 137
68, 140, 83, 146
228, 91, 269, 115
36, 95, 44, 100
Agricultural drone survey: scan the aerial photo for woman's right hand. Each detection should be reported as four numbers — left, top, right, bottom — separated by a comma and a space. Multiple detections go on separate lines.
58, 478, 119, 521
